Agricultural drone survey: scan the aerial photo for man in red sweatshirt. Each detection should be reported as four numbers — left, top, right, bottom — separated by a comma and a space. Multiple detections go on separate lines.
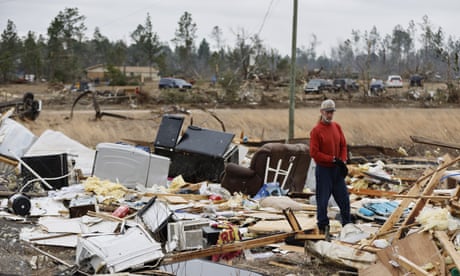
309, 99, 351, 238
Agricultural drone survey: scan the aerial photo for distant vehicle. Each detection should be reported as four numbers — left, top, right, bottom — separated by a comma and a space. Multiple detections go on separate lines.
173, 78, 193, 90
332, 78, 359, 92
158, 77, 192, 90
409, 75, 424, 87
369, 79, 385, 95
304, 79, 333, 94
385, 75, 403, 88
158, 77, 176, 89
70, 81, 92, 92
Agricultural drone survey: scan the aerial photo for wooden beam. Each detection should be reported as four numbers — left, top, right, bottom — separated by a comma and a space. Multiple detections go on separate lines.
283, 208, 301, 232
411, 135, 460, 150
434, 231, 460, 270
0, 155, 18, 166
162, 232, 295, 264
348, 188, 397, 198
391, 195, 451, 200
295, 232, 325, 240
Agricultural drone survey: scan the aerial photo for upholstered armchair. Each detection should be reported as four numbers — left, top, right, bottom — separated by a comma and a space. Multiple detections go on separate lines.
221, 143, 310, 197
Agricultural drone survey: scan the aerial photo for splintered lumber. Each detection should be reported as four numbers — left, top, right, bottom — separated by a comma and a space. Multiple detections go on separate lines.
372, 155, 460, 242
395, 155, 458, 240
161, 232, 295, 264
434, 231, 460, 270
371, 169, 431, 240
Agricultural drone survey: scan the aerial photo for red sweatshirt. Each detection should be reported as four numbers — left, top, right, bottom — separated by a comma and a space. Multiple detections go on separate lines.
310, 120, 347, 167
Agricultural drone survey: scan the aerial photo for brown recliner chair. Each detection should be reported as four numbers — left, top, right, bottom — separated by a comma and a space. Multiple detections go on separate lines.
221, 143, 310, 196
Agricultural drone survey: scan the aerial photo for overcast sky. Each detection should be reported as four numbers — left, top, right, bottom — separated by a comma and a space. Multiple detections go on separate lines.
1, 0, 459, 56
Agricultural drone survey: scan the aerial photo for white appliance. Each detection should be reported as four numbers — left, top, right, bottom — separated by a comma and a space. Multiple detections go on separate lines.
92, 143, 170, 189
167, 219, 210, 251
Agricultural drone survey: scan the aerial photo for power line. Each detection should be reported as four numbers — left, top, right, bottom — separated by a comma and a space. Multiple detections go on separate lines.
256, 0, 275, 36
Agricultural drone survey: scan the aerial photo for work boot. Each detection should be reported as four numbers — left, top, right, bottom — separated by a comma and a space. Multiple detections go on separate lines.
318, 225, 331, 242
324, 225, 331, 242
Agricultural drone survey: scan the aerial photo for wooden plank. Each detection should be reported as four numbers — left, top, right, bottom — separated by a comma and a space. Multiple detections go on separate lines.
0, 155, 18, 166
395, 155, 457, 240
283, 208, 301, 232
295, 232, 325, 240
391, 194, 451, 200
348, 188, 397, 198
434, 231, 460, 270
162, 232, 295, 264
396, 255, 434, 276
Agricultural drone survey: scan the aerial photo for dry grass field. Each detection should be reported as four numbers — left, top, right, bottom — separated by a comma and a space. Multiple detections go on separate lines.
2, 82, 460, 157
19, 107, 460, 157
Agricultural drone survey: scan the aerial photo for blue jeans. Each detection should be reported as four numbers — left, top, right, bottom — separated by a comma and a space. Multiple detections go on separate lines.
315, 164, 351, 229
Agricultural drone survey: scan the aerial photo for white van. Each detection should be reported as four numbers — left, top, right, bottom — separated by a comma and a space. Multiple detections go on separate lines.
386, 75, 403, 88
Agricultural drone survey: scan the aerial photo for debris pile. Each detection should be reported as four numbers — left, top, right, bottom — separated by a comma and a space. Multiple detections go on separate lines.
1, 113, 460, 275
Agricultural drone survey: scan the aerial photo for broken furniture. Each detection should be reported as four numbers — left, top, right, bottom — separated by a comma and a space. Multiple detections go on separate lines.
221, 143, 310, 196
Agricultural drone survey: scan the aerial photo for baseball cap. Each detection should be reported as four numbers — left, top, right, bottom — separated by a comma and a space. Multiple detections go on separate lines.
320, 99, 336, 111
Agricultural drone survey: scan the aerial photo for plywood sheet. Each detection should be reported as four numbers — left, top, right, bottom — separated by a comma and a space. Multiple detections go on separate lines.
362, 231, 445, 276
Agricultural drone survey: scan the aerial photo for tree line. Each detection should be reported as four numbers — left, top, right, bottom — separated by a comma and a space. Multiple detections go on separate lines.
0, 8, 458, 94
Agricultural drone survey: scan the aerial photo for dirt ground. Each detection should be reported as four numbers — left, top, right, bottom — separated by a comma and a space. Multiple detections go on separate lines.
0, 81, 459, 275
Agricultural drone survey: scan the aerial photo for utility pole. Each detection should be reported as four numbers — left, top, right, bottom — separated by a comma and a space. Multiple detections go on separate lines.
288, 0, 298, 140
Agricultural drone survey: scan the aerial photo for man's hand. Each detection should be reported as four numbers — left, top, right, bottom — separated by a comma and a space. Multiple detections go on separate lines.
333, 158, 348, 178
